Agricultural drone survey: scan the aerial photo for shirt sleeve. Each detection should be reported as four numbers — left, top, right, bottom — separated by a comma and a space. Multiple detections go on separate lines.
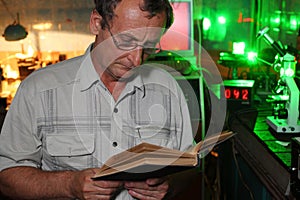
0, 83, 41, 171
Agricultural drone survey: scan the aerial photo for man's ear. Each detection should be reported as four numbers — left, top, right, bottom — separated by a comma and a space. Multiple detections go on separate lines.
90, 10, 102, 34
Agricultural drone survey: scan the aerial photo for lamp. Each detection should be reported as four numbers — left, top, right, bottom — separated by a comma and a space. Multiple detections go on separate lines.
2, 13, 28, 41
1, 0, 28, 41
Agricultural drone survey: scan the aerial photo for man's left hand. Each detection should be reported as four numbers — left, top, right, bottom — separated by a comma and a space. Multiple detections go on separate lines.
124, 178, 169, 200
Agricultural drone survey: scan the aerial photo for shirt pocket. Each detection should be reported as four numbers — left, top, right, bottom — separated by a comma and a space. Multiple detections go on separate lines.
45, 133, 95, 170
135, 126, 174, 148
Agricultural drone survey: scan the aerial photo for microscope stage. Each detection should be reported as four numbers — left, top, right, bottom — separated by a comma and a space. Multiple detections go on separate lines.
266, 116, 300, 134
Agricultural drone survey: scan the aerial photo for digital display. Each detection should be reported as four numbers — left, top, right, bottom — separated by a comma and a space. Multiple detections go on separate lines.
225, 87, 250, 101
223, 80, 254, 110
223, 80, 254, 104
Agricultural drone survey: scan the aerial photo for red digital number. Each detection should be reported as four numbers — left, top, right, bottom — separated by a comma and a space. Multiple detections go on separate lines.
225, 88, 231, 99
233, 89, 240, 99
242, 89, 249, 100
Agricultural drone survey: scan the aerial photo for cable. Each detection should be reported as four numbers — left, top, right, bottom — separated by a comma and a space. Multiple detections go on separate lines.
193, 1, 207, 200
231, 140, 255, 200
227, 67, 232, 79
0, 0, 16, 22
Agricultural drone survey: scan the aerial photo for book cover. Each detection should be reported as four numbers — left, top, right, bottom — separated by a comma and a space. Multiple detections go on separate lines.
92, 130, 234, 180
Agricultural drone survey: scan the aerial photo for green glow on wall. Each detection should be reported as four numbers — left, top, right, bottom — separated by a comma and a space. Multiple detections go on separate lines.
203, 18, 211, 31
218, 16, 226, 24
247, 52, 258, 63
232, 42, 245, 55
290, 15, 297, 31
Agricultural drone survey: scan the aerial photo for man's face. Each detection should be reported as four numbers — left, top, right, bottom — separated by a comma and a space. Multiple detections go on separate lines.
92, 0, 167, 81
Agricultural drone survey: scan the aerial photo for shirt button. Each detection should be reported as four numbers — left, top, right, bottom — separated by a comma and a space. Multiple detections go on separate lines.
112, 142, 118, 147
114, 108, 118, 113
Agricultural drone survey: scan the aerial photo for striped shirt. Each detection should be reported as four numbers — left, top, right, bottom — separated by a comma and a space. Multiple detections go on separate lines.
0, 44, 194, 199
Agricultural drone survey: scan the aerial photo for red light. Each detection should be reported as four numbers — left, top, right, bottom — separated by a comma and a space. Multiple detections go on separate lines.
225, 88, 231, 99
242, 89, 249, 100
233, 89, 240, 99
225, 88, 250, 100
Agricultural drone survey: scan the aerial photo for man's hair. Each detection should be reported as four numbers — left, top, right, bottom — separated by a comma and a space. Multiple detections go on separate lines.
94, 0, 173, 31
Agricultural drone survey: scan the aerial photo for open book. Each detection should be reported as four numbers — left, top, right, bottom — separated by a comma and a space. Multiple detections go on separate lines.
92, 130, 235, 181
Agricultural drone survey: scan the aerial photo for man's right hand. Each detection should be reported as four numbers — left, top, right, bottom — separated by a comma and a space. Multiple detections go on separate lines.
70, 168, 124, 200
0, 167, 124, 200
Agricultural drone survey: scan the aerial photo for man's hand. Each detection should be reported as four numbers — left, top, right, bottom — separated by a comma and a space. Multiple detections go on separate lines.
70, 168, 124, 200
124, 178, 169, 200
0, 167, 123, 200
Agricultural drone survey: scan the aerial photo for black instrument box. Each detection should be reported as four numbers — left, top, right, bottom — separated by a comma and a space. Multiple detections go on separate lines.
291, 137, 300, 198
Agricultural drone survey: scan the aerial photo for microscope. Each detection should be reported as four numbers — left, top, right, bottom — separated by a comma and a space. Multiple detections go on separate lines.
257, 27, 300, 136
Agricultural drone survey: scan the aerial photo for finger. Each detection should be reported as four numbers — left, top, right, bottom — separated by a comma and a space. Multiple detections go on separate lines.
82, 193, 113, 200
92, 180, 124, 189
126, 181, 169, 200
78, 183, 114, 196
146, 178, 166, 186
90, 184, 123, 196
125, 181, 148, 190
128, 188, 167, 200
75, 183, 118, 199
128, 189, 155, 200
125, 179, 168, 191
129, 181, 168, 193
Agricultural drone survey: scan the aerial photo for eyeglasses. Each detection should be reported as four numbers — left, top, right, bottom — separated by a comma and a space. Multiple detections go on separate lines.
108, 29, 162, 55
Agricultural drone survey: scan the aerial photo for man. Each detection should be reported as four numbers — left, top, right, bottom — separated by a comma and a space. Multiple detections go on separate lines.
0, 0, 196, 199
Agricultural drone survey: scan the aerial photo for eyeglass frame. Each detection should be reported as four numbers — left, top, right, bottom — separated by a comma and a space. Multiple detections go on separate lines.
107, 28, 162, 56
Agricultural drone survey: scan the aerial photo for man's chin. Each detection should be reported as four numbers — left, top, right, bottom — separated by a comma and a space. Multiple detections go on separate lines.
118, 71, 137, 82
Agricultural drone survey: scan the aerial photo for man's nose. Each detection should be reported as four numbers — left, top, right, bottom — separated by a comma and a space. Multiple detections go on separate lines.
128, 47, 143, 67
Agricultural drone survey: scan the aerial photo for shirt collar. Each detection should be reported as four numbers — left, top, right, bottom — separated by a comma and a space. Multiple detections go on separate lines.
78, 44, 100, 91
125, 68, 145, 92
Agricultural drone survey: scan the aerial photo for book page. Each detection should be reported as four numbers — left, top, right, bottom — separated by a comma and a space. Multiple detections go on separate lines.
98, 143, 195, 174
188, 130, 235, 154
94, 130, 235, 179
94, 155, 198, 179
